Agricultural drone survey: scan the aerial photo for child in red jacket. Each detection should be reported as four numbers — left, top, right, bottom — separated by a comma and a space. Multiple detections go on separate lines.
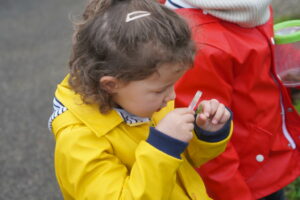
164, 0, 300, 200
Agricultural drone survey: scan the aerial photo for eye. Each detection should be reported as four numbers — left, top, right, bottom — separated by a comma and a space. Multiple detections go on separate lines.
152, 84, 173, 94
154, 89, 165, 94
153, 86, 168, 94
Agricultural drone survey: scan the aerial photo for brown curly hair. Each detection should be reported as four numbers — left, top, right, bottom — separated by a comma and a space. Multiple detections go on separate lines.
68, 0, 195, 113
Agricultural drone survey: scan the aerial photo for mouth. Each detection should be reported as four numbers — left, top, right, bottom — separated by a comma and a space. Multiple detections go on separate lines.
156, 104, 167, 112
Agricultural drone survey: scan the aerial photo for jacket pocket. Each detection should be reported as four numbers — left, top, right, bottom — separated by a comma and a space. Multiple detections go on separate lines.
238, 124, 273, 178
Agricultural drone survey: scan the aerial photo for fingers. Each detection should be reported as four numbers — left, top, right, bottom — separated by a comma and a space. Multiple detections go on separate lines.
195, 113, 207, 126
184, 123, 195, 132
157, 108, 195, 142
199, 99, 230, 124
173, 108, 195, 130
183, 113, 196, 124
174, 108, 195, 123
211, 103, 225, 124
199, 99, 219, 118
219, 108, 231, 123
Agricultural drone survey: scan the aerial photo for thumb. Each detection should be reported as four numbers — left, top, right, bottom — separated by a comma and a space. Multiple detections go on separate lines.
195, 113, 207, 127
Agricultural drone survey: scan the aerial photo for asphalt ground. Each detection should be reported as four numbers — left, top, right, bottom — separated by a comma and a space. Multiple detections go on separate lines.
0, 0, 83, 199
0, 1, 299, 200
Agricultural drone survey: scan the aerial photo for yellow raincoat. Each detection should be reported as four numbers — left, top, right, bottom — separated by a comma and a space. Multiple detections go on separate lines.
50, 76, 233, 199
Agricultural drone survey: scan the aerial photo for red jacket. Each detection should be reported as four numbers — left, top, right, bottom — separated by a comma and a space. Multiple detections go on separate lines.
175, 9, 300, 200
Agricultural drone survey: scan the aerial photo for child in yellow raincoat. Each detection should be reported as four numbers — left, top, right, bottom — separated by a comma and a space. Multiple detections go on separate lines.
48, 0, 233, 199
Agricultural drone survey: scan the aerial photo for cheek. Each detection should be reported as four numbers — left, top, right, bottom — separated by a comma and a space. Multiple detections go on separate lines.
151, 96, 167, 110
139, 95, 162, 110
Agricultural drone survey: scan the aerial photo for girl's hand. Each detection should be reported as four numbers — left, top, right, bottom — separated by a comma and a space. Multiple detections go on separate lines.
156, 108, 195, 143
195, 99, 231, 132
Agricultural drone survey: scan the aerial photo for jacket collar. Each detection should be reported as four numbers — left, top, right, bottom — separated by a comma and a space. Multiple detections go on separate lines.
175, 8, 220, 27
114, 108, 150, 126
55, 75, 150, 137
166, 0, 271, 27
165, 0, 194, 9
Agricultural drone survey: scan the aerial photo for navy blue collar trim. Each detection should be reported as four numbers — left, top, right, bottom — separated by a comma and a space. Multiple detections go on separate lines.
167, 0, 183, 8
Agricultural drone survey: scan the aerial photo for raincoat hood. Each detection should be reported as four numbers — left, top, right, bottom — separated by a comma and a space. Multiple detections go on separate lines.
166, 0, 271, 27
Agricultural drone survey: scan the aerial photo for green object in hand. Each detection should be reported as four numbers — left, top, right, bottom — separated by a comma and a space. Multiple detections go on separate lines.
195, 104, 203, 114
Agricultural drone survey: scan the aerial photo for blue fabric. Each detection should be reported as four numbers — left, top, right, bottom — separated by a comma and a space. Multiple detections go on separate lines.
167, 0, 183, 8
147, 127, 188, 159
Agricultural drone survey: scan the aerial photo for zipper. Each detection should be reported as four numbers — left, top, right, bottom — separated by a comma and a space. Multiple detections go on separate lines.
280, 95, 296, 149
257, 25, 297, 150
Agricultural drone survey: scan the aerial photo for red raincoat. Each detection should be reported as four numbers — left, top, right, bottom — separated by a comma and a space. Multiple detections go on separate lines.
174, 8, 300, 200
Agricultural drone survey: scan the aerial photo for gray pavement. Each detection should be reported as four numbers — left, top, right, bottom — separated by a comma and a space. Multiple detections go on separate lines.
0, 1, 299, 200
0, 0, 83, 199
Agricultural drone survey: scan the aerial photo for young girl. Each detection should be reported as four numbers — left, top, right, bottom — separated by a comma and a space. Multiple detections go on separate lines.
49, 0, 232, 199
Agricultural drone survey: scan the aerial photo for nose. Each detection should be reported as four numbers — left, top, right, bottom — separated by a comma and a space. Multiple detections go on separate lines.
165, 87, 176, 102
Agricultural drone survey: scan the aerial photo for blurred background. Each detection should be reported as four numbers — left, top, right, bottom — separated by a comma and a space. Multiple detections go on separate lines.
0, 0, 299, 199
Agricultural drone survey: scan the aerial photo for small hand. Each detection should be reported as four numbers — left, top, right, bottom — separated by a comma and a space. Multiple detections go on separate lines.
156, 108, 195, 143
195, 99, 231, 132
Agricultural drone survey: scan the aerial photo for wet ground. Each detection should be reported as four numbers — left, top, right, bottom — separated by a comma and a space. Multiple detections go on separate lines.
0, 0, 83, 199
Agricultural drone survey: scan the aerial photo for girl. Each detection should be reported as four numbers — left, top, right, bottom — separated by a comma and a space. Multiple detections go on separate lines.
49, 0, 232, 199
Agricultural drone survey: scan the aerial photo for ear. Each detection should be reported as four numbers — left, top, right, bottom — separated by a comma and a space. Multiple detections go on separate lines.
99, 76, 121, 93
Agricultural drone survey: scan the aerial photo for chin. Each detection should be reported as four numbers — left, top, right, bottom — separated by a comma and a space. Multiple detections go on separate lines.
144, 113, 154, 118
133, 109, 157, 118
134, 112, 153, 118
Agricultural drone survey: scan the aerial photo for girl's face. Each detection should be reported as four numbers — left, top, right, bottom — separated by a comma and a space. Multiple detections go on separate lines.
112, 63, 187, 118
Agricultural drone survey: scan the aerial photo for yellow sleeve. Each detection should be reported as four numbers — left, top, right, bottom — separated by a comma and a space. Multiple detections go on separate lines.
152, 100, 233, 168
185, 121, 233, 167
54, 120, 183, 199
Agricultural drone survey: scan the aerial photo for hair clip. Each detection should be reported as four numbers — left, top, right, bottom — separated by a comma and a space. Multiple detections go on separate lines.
125, 11, 151, 22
